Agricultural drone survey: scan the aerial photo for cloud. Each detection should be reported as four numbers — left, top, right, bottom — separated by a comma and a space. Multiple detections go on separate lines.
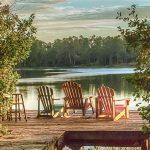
34, 19, 122, 42
3, 0, 150, 42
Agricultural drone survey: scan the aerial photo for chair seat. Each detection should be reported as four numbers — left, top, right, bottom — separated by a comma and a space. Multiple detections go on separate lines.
115, 104, 125, 110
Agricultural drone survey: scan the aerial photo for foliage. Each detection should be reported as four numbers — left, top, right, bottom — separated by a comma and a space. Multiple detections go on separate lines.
0, 124, 8, 136
117, 5, 150, 131
21, 36, 135, 67
0, 4, 36, 133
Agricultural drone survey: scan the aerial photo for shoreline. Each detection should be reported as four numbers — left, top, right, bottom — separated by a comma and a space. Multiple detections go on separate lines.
16, 65, 135, 71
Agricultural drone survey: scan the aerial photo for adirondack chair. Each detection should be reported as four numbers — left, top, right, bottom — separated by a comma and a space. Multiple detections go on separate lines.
37, 85, 59, 118
96, 85, 130, 121
62, 81, 94, 116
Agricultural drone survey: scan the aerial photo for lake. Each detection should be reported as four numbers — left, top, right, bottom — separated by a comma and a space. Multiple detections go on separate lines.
16, 68, 139, 110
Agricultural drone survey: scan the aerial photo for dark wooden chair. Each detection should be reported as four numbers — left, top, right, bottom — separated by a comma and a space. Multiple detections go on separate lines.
96, 85, 130, 121
62, 81, 94, 116
37, 85, 59, 118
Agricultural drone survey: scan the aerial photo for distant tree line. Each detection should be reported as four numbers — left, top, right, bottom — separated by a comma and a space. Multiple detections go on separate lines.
20, 35, 136, 67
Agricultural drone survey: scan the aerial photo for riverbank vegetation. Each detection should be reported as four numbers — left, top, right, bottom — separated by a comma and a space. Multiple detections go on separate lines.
117, 5, 150, 131
0, 4, 36, 134
20, 36, 136, 67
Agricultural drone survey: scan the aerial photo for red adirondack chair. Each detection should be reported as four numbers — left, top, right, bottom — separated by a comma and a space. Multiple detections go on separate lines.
96, 85, 130, 121
62, 81, 94, 116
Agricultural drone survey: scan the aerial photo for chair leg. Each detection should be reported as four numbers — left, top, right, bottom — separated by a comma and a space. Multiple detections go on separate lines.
63, 106, 67, 116
37, 98, 40, 118
17, 97, 21, 121
91, 105, 94, 114
96, 99, 99, 118
15, 97, 17, 122
9, 107, 13, 121
82, 108, 85, 116
63, 100, 70, 116
89, 98, 94, 114
125, 105, 129, 119
7, 109, 11, 121
21, 94, 27, 122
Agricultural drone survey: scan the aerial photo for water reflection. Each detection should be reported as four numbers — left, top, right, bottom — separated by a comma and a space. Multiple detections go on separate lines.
16, 68, 137, 110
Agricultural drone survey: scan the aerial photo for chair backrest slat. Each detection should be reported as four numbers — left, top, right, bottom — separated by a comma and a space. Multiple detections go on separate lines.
37, 86, 54, 114
62, 81, 83, 109
97, 85, 115, 115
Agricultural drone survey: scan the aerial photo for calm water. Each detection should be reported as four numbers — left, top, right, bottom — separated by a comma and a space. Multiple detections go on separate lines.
16, 68, 138, 110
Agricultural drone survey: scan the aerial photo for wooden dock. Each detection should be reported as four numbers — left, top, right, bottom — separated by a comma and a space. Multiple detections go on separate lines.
0, 110, 149, 150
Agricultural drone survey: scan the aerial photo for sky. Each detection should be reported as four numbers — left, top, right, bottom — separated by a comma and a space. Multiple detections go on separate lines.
1, 0, 150, 42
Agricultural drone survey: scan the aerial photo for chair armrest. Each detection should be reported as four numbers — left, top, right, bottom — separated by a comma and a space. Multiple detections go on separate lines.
83, 96, 92, 99
115, 98, 130, 105
115, 98, 130, 101
83, 95, 96, 100
53, 98, 60, 100
63, 97, 69, 102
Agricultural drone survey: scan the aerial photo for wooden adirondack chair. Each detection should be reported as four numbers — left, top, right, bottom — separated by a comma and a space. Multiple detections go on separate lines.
37, 85, 59, 118
96, 85, 130, 121
62, 81, 94, 116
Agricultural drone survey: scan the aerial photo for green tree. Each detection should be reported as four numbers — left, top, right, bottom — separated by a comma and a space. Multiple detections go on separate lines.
78, 35, 90, 65
23, 40, 47, 67
117, 5, 150, 131
0, 4, 36, 134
